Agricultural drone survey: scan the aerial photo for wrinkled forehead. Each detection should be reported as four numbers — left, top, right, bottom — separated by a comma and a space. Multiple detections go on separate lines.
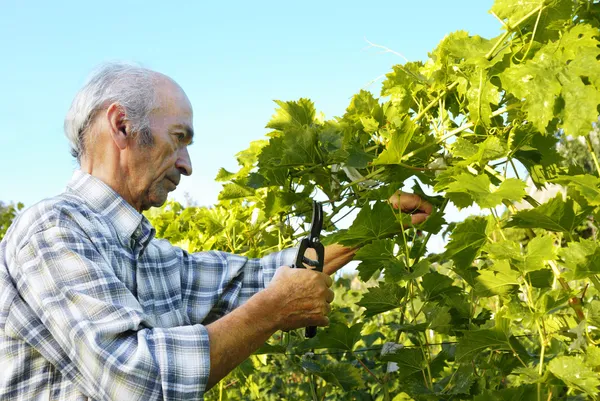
152, 74, 193, 118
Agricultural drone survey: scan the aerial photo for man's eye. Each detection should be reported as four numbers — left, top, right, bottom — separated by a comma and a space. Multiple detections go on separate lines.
174, 133, 185, 141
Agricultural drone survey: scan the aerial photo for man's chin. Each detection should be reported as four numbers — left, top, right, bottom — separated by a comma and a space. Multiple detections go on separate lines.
145, 191, 171, 210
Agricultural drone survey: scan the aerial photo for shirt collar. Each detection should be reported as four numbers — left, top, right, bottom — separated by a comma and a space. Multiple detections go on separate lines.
66, 170, 155, 247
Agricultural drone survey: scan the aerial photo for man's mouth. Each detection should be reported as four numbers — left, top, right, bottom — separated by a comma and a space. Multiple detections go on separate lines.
166, 177, 179, 187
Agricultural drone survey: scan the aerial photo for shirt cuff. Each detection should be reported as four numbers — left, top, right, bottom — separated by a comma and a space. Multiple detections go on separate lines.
260, 247, 297, 289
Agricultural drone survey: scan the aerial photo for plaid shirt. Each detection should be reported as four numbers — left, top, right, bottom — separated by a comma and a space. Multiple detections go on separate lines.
0, 170, 295, 401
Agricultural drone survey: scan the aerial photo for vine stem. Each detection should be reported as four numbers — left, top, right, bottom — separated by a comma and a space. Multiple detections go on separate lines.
585, 135, 600, 176
340, 167, 385, 190
355, 355, 382, 383
309, 374, 318, 401
485, 4, 545, 60
414, 82, 459, 122
518, 5, 543, 62
401, 103, 518, 162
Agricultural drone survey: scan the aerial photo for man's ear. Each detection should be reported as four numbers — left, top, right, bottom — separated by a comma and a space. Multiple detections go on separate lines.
106, 103, 130, 150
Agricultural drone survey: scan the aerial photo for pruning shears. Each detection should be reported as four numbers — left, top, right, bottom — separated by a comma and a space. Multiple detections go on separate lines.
291, 200, 325, 338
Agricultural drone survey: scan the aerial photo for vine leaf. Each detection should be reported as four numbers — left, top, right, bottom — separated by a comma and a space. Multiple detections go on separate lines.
505, 194, 588, 232
445, 216, 491, 272
548, 356, 600, 397
500, 24, 600, 136
452, 136, 506, 167
302, 361, 365, 391
325, 202, 402, 247
357, 282, 406, 317
266, 98, 316, 131
474, 260, 520, 297
445, 173, 526, 209
553, 175, 600, 206
298, 322, 364, 351
354, 239, 401, 281
559, 239, 600, 280
421, 272, 461, 301
379, 348, 425, 379
519, 235, 555, 273
371, 116, 416, 165
490, 0, 544, 29
456, 328, 515, 361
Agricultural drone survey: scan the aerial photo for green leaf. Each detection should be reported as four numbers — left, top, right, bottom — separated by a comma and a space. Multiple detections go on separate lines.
452, 136, 506, 166
326, 202, 403, 247
380, 347, 425, 379
473, 385, 537, 401
474, 260, 520, 297
505, 194, 586, 232
258, 126, 321, 169
421, 271, 460, 301
372, 116, 416, 165
357, 282, 407, 317
500, 46, 562, 133
560, 74, 600, 137
559, 239, 600, 280
381, 61, 425, 114
588, 300, 600, 328
416, 208, 446, 235
526, 269, 553, 289
215, 167, 235, 182
461, 73, 501, 126
218, 182, 255, 201
343, 90, 384, 130
302, 361, 365, 391
445, 217, 491, 272
490, 0, 544, 28
586, 346, 600, 369
548, 356, 600, 397
360, 116, 380, 133
253, 343, 286, 355
448, 364, 476, 395
384, 260, 430, 284
445, 174, 526, 209
266, 98, 316, 131
553, 174, 600, 206
355, 239, 401, 281
520, 235, 555, 273
456, 328, 515, 361
298, 322, 364, 351
566, 24, 600, 89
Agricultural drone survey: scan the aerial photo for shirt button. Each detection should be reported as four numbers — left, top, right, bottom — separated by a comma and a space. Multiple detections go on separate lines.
134, 228, 142, 238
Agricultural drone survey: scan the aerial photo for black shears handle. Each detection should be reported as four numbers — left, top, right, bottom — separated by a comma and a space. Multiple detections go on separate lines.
291, 201, 324, 338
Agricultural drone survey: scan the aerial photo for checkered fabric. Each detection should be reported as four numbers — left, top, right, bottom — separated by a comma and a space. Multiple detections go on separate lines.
0, 170, 295, 400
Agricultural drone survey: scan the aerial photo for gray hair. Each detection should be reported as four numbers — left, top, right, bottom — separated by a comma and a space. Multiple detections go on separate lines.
64, 62, 158, 162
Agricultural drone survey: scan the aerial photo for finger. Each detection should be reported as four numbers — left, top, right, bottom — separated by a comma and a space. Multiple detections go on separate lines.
410, 212, 430, 225
400, 193, 433, 215
389, 190, 401, 209
322, 273, 333, 288
326, 288, 335, 303
324, 303, 332, 314
316, 316, 330, 327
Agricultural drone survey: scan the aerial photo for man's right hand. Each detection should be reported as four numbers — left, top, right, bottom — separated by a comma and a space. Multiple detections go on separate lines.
265, 266, 335, 331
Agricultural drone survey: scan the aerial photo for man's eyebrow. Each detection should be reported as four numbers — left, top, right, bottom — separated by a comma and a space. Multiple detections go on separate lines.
170, 124, 194, 142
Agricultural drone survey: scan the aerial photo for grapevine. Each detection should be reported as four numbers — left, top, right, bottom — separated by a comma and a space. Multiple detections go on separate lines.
146, 1, 600, 399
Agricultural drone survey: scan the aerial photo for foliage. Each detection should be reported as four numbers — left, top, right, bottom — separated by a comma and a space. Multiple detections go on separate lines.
146, 1, 600, 399
0, 202, 24, 242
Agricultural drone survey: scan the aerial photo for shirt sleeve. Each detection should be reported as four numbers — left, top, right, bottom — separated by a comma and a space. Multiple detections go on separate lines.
9, 225, 211, 401
179, 247, 297, 325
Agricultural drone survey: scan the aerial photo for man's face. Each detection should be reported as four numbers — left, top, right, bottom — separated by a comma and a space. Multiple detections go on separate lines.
128, 79, 194, 211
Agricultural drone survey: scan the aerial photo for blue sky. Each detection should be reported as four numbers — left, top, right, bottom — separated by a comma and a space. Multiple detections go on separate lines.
1, 0, 498, 209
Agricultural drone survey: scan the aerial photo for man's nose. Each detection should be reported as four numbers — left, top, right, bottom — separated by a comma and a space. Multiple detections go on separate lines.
176, 147, 193, 176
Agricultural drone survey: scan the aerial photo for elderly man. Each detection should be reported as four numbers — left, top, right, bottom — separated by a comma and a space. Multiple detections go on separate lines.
0, 63, 432, 400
